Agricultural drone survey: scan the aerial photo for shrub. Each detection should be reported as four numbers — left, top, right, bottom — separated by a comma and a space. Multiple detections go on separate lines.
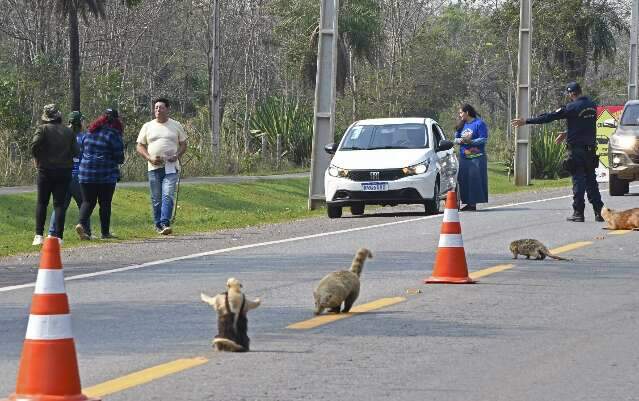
531, 126, 568, 179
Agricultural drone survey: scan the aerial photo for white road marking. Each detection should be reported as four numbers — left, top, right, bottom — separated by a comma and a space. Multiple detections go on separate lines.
0, 191, 617, 294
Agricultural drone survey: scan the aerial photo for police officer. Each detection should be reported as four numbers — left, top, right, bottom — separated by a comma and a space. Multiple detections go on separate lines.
512, 82, 604, 222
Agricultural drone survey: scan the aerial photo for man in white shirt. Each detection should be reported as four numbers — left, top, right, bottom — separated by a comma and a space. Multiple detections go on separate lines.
136, 97, 187, 235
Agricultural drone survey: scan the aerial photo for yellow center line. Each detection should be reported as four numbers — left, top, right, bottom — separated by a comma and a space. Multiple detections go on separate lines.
550, 241, 592, 254
609, 230, 631, 235
83, 356, 208, 398
469, 264, 514, 279
287, 296, 406, 330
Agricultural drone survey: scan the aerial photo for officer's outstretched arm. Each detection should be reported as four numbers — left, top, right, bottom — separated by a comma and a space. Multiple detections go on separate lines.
525, 107, 567, 125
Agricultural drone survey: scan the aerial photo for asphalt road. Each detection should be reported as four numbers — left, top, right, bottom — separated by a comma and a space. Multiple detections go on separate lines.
1, 185, 638, 401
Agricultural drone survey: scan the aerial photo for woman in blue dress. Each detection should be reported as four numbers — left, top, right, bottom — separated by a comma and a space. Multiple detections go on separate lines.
454, 104, 488, 211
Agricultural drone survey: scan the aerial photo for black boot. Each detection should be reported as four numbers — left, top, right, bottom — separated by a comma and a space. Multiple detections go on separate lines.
566, 210, 585, 222
594, 205, 604, 222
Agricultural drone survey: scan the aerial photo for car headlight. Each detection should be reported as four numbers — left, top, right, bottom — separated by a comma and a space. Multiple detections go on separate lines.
609, 135, 636, 149
328, 165, 349, 178
402, 161, 429, 176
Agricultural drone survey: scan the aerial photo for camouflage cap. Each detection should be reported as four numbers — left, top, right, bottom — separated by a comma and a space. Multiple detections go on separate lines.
41, 104, 62, 122
67, 111, 85, 125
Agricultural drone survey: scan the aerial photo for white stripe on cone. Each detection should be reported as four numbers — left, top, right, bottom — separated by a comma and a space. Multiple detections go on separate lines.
443, 209, 460, 222
34, 269, 66, 294
25, 314, 73, 340
438, 234, 464, 248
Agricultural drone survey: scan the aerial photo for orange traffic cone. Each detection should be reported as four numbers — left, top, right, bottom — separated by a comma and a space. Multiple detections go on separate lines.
2, 237, 99, 401
425, 191, 476, 284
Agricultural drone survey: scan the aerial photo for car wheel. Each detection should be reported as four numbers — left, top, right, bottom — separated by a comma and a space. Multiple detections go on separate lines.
424, 180, 445, 215
350, 204, 365, 215
327, 205, 343, 218
609, 173, 629, 196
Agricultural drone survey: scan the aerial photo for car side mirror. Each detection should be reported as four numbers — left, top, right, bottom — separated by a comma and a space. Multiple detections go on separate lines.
437, 139, 454, 151
324, 143, 338, 154
602, 118, 617, 129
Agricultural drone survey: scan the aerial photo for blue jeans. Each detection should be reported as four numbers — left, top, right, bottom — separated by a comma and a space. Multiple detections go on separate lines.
148, 168, 178, 228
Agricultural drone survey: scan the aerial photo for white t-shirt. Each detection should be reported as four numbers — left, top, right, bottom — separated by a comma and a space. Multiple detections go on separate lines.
137, 118, 187, 171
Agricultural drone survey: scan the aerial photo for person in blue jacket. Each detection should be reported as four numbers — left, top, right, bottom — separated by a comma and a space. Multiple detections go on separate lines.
454, 103, 489, 211
512, 82, 604, 222
76, 109, 124, 240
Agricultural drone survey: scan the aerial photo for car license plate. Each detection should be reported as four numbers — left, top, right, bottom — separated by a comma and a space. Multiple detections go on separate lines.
361, 182, 388, 191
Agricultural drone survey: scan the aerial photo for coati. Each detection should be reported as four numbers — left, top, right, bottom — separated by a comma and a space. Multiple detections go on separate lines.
200, 277, 261, 352
313, 248, 373, 315
509, 239, 570, 261
601, 207, 639, 230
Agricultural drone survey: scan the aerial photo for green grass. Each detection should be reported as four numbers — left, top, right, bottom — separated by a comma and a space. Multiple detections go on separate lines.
488, 162, 572, 194
0, 166, 571, 257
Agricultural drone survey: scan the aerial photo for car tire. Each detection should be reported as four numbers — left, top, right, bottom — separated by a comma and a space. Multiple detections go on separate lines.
350, 204, 365, 215
327, 205, 343, 218
609, 173, 629, 196
424, 180, 445, 215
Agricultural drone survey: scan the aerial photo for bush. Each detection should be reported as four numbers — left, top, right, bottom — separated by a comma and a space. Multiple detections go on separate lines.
531, 126, 568, 179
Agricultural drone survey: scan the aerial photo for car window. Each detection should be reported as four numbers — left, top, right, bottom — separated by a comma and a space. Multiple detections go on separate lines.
621, 104, 639, 126
340, 124, 428, 150
432, 124, 445, 148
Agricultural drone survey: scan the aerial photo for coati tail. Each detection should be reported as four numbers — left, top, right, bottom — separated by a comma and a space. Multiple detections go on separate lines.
350, 248, 373, 276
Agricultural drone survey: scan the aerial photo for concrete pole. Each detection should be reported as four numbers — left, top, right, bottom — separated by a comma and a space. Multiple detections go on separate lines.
630, 0, 638, 100
308, 0, 339, 210
514, 0, 531, 186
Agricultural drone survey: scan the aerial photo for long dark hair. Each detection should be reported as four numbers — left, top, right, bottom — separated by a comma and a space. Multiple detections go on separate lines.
461, 103, 480, 118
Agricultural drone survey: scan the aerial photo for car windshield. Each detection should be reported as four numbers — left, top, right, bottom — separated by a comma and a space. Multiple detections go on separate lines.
340, 124, 428, 150
621, 104, 639, 126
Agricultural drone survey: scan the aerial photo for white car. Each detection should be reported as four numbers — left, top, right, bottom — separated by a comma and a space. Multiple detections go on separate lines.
324, 117, 459, 218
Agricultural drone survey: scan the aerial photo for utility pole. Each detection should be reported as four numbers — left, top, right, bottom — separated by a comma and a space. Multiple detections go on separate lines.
308, 0, 339, 210
514, 0, 532, 186
630, 0, 638, 100
209, 0, 221, 160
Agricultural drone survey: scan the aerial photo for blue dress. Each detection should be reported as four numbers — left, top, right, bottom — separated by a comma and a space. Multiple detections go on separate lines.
455, 118, 488, 205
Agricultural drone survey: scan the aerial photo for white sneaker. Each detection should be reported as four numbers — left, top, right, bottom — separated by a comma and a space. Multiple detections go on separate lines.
47, 235, 63, 246
32, 235, 44, 246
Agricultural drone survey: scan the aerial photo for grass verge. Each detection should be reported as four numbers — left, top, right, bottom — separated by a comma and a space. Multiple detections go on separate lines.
0, 165, 570, 257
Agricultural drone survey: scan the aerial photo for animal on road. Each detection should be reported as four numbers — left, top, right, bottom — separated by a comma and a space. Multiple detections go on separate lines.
509, 239, 571, 261
201, 277, 261, 352
313, 248, 373, 315
601, 207, 639, 230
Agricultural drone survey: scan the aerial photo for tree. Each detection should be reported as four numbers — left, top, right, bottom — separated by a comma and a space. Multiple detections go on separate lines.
55, 0, 141, 112
273, 0, 382, 96
55, 0, 104, 111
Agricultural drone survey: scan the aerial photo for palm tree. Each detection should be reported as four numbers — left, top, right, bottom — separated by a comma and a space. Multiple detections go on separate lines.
55, 0, 141, 111
274, 0, 382, 96
55, 0, 105, 111
303, 0, 382, 95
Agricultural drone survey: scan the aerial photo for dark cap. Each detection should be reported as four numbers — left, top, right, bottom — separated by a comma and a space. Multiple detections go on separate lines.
566, 82, 581, 94
67, 111, 85, 125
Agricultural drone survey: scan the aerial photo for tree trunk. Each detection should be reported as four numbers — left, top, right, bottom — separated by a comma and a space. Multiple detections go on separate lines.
68, 4, 81, 111
208, 0, 221, 161
349, 48, 357, 121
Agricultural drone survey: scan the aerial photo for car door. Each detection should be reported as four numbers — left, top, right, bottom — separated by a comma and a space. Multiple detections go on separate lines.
432, 123, 458, 193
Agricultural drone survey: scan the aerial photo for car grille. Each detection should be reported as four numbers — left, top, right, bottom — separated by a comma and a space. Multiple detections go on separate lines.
629, 154, 639, 164
332, 188, 423, 202
348, 169, 405, 182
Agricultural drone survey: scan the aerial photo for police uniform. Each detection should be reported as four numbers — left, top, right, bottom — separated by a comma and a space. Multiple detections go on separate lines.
524, 82, 604, 222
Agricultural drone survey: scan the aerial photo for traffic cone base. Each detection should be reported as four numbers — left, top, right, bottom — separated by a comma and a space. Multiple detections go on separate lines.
425, 191, 476, 284
3, 238, 100, 401
426, 248, 475, 284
